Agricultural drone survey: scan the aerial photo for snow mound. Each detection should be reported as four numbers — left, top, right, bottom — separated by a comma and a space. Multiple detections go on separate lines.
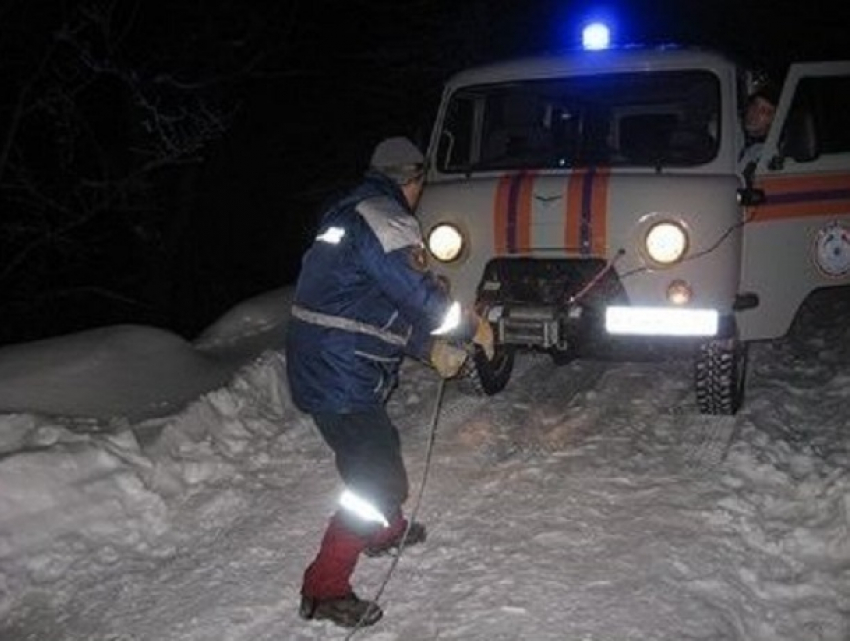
0, 325, 232, 421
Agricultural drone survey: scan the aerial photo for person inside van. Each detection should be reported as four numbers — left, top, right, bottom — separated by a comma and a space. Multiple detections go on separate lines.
738, 82, 780, 179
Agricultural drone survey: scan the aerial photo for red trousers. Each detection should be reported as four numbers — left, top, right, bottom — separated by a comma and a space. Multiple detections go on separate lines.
302, 511, 407, 598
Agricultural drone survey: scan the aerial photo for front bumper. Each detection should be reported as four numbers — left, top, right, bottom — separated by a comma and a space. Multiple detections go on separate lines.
491, 303, 723, 354
477, 257, 732, 353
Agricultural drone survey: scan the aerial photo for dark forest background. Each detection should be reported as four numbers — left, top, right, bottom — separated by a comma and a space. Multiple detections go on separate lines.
1, 0, 846, 346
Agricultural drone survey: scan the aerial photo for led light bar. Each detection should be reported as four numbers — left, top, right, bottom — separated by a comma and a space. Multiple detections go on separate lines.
605, 306, 719, 337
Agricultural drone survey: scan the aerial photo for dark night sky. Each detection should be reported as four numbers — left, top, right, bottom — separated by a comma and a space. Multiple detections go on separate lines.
1, 0, 848, 344
215, 0, 850, 279
216, 1, 849, 234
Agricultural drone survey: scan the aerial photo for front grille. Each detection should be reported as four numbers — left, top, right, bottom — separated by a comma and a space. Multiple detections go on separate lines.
476, 257, 627, 309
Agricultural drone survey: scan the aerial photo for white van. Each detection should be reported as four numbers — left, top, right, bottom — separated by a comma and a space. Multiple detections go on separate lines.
417, 45, 850, 414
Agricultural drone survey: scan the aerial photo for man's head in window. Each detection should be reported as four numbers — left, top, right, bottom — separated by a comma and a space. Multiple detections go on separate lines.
744, 82, 779, 142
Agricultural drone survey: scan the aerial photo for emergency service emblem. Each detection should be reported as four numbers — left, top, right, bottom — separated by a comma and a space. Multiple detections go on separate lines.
813, 221, 850, 278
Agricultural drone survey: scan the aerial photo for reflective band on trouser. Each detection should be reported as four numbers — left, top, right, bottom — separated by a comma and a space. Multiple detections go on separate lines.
339, 488, 390, 527
430, 300, 462, 335
290, 304, 408, 347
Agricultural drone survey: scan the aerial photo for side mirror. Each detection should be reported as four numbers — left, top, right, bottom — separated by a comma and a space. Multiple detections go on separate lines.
737, 186, 765, 207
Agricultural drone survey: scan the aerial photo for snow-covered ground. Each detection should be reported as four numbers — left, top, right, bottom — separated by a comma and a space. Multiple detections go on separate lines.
0, 285, 848, 641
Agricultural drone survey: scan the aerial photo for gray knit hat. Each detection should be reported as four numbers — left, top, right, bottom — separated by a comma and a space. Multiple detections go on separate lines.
369, 136, 426, 184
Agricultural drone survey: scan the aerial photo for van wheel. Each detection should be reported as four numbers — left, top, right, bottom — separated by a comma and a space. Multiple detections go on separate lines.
470, 345, 515, 395
694, 338, 748, 415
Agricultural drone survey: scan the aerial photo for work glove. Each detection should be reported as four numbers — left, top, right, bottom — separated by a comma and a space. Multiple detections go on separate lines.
472, 314, 495, 360
429, 339, 469, 379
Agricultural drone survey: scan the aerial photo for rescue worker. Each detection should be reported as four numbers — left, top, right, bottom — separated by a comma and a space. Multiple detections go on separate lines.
286, 136, 494, 628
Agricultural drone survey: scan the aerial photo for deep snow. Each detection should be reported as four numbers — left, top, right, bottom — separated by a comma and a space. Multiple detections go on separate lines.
0, 285, 848, 641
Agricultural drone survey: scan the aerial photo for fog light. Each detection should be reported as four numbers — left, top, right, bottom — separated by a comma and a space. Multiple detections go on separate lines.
666, 280, 692, 305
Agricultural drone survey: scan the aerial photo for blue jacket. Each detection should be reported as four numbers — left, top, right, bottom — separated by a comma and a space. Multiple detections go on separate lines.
286, 171, 461, 414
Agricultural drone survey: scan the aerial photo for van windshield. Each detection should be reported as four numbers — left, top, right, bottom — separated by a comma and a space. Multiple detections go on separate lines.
436, 70, 720, 172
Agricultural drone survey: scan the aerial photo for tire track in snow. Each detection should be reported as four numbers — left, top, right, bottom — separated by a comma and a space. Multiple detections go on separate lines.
676, 415, 739, 475
444, 357, 609, 463
564, 358, 740, 476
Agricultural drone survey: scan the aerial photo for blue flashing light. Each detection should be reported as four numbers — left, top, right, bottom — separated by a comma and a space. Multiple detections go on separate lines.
582, 22, 610, 50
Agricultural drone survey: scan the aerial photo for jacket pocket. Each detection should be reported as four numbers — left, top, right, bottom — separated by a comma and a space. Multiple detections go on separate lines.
354, 350, 402, 402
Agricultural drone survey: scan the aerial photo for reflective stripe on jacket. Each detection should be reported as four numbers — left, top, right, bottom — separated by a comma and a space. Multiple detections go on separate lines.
285, 172, 457, 414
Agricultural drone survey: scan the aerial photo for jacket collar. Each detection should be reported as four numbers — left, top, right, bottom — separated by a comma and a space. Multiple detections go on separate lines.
360, 170, 412, 214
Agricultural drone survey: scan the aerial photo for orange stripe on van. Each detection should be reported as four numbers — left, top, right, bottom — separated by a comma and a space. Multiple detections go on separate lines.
493, 172, 536, 254
493, 174, 514, 254
591, 168, 610, 255
497, 169, 610, 255
751, 173, 850, 222
564, 169, 586, 252
516, 172, 534, 252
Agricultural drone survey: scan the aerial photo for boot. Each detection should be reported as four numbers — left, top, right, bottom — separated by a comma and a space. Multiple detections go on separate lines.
364, 520, 427, 557
299, 592, 383, 628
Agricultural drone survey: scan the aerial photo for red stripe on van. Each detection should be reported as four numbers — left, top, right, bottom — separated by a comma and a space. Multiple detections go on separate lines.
751, 173, 850, 222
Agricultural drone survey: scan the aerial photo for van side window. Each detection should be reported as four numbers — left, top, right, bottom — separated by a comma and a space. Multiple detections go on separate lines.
789, 76, 850, 155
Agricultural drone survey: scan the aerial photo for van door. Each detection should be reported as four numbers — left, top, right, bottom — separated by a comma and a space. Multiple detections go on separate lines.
738, 62, 850, 342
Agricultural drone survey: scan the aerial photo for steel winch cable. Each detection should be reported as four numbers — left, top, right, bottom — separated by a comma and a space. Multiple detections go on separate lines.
344, 375, 448, 639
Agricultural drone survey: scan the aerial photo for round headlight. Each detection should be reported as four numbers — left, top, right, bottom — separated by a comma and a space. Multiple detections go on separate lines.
645, 221, 688, 265
427, 223, 464, 262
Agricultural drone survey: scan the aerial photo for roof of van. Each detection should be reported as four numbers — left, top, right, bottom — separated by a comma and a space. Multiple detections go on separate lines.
444, 46, 740, 89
